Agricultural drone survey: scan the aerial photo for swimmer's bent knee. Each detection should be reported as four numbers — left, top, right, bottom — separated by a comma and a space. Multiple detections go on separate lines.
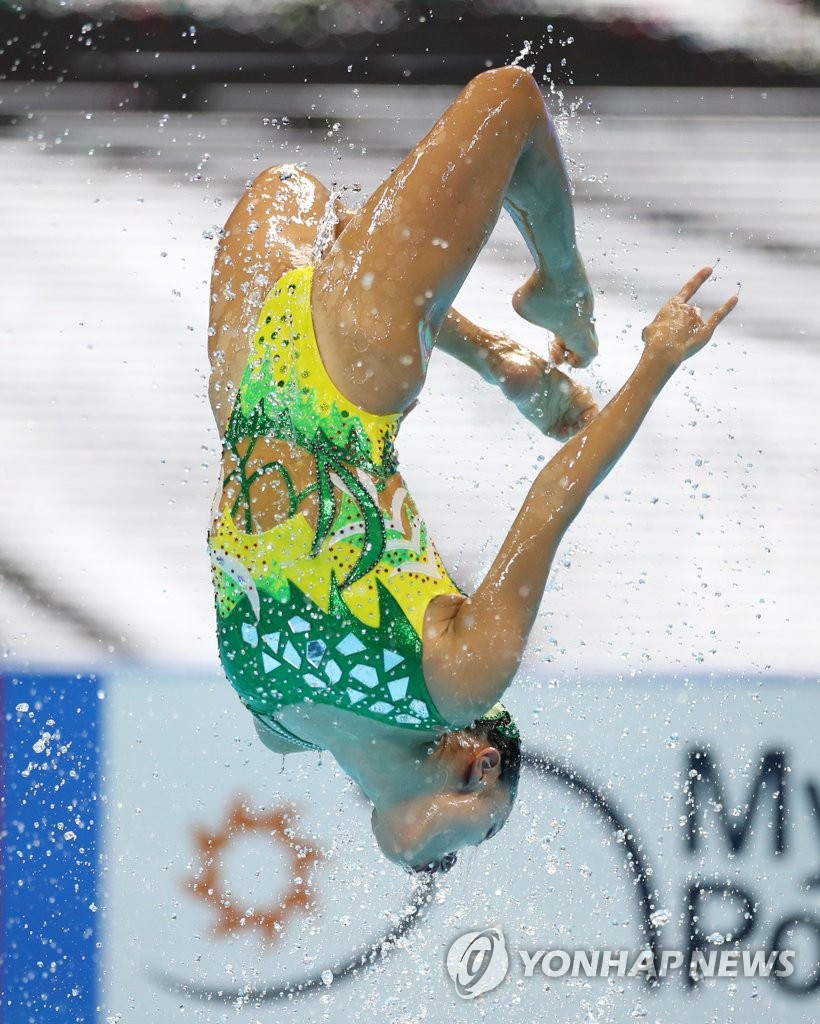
246, 163, 326, 200
467, 65, 544, 110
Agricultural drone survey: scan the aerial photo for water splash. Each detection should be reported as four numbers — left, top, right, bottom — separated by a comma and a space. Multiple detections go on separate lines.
511, 39, 534, 70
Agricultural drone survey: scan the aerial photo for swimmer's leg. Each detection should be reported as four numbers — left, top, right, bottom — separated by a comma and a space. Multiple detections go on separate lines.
311, 66, 596, 417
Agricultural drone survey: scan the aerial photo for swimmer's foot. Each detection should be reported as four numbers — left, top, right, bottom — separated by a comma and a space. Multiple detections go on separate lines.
512, 266, 598, 368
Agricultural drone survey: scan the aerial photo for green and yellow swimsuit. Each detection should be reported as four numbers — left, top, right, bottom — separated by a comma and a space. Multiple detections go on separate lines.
209, 265, 464, 751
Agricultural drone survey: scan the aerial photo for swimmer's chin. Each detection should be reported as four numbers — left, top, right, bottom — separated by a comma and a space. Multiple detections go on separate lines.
370, 803, 431, 869
370, 805, 408, 865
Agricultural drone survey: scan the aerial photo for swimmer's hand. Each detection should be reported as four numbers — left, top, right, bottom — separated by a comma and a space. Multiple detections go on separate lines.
642, 267, 738, 367
496, 343, 598, 442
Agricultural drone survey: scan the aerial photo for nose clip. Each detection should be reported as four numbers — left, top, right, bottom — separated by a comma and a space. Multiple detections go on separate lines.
406, 852, 458, 875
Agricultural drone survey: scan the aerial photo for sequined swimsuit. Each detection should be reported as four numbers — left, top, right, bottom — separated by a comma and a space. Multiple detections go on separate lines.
209, 264, 464, 752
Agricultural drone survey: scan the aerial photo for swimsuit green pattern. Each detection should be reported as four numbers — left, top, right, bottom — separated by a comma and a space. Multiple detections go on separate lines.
209, 264, 465, 751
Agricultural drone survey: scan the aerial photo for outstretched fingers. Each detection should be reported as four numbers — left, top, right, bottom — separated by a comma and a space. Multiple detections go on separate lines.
642, 264, 739, 363
704, 294, 739, 337
675, 266, 739, 345
676, 265, 713, 303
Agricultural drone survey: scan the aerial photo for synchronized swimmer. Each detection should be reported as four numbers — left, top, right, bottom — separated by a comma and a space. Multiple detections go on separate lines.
206, 66, 737, 874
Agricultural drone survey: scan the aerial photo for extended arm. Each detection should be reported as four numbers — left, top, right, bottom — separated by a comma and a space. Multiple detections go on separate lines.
424, 267, 738, 723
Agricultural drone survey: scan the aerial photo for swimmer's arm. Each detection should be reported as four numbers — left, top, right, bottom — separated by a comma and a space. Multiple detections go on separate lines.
435, 308, 520, 386
475, 271, 738, 616
425, 270, 737, 721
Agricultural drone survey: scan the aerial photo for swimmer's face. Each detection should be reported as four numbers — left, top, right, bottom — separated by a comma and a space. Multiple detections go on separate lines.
370, 772, 514, 873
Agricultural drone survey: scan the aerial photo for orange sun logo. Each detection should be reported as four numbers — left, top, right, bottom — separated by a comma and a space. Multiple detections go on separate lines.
187, 795, 324, 946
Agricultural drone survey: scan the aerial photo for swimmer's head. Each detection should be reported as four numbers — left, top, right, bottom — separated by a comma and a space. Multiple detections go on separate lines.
371, 705, 521, 873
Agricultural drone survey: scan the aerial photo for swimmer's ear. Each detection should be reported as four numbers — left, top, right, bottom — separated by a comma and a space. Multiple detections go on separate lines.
467, 746, 501, 789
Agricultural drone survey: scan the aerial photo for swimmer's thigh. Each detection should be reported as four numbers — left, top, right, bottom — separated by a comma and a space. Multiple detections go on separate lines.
311, 67, 548, 414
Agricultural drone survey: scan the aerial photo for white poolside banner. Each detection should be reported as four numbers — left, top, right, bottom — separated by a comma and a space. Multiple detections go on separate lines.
2, 669, 818, 1022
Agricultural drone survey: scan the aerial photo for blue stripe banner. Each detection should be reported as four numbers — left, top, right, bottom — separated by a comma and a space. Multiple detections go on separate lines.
1, 673, 103, 1024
